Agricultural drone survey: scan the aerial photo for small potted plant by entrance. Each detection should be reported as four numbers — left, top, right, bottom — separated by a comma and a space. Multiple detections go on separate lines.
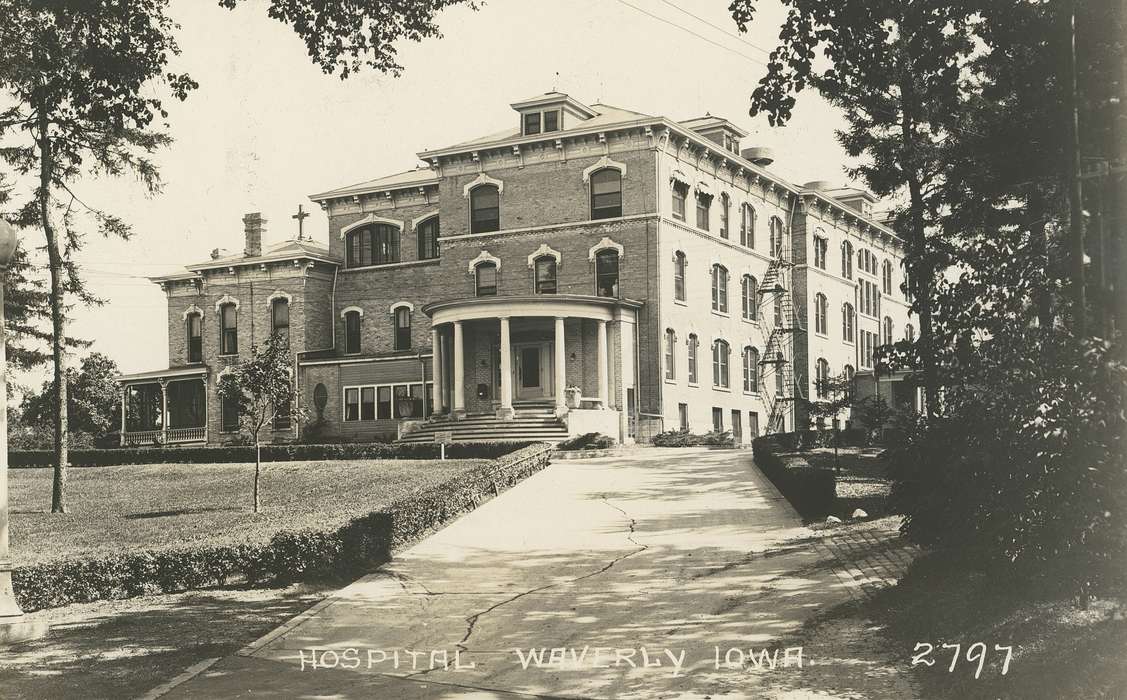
565, 386, 582, 409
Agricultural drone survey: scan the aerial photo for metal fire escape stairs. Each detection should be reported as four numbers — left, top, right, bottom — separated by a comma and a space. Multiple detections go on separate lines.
756, 245, 806, 433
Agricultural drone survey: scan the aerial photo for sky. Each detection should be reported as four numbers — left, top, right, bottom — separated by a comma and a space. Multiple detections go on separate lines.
12, 0, 856, 386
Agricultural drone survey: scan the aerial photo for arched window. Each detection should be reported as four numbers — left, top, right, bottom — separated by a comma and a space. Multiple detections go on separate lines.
816, 358, 830, 398
673, 251, 686, 302
719, 193, 730, 239
344, 310, 362, 354
882, 259, 893, 294
664, 328, 676, 380
470, 185, 500, 233
843, 303, 855, 342
219, 303, 238, 355
775, 351, 786, 396
346, 224, 400, 268
905, 323, 915, 342
417, 216, 440, 260
595, 249, 619, 297
843, 364, 855, 399
590, 169, 622, 219
741, 275, 758, 321
671, 181, 688, 221
475, 262, 498, 297
711, 264, 728, 313
687, 333, 699, 384
743, 346, 759, 393
813, 235, 828, 269
741, 204, 756, 248
695, 192, 711, 230
394, 307, 412, 350
774, 294, 783, 328
534, 256, 557, 294
271, 298, 290, 343
186, 313, 202, 363
841, 240, 854, 279
814, 293, 828, 335
712, 339, 730, 388
769, 216, 784, 258
883, 316, 894, 345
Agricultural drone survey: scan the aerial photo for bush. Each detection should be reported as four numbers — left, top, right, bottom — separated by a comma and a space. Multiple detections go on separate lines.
13, 444, 553, 611
8, 441, 533, 468
752, 435, 836, 518
556, 432, 615, 451
651, 429, 702, 447
701, 430, 735, 446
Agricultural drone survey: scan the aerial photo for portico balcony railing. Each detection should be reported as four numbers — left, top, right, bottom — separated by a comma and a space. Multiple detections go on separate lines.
121, 426, 207, 447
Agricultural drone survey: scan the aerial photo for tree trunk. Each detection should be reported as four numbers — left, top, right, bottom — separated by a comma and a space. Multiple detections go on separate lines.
253, 440, 261, 514
38, 111, 68, 513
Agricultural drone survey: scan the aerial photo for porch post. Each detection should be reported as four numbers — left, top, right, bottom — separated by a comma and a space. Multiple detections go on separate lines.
596, 319, 609, 409
431, 327, 443, 416
119, 387, 127, 447
159, 380, 168, 444
498, 317, 513, 420
554, 316, 566, 415
452, 320, 466, 419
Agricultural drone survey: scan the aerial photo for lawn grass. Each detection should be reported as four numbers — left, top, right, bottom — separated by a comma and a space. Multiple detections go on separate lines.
10, 458, 486, 567
781, 445, 893, 517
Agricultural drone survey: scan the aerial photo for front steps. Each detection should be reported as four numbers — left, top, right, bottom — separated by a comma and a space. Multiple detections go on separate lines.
399, 405, 569, 443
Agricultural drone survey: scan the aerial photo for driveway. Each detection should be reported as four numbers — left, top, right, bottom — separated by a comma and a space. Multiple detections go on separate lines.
159, 447, 893, 699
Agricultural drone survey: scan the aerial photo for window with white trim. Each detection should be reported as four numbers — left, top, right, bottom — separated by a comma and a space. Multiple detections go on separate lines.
741, 274, 757, 321
743, 346, 759, 393
712, 339, 730, 388
711, 264, 728, 313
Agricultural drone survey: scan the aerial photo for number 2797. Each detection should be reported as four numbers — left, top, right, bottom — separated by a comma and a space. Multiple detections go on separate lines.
911, 643, 1013, 678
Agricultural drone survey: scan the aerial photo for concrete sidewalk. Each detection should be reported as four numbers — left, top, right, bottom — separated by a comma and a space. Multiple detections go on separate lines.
159, 448, 893, 699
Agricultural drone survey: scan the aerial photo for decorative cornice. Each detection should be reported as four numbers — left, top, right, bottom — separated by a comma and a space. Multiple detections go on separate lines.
462, 173, 504, 199
581, 156, 627, 183
468, 250, 501, 273
588, 237, 624, 262
181, 304, 203, 321
214, 295, 239, 313
266, 290, 292, 308
527, 243, 562, 268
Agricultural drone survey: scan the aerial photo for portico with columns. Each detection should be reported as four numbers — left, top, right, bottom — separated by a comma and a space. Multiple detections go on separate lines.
115, 367, 209, 446
422, 295, 640, 441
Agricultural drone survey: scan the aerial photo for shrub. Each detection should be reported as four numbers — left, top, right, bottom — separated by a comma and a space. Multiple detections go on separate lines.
556, 433, 615, 451
651, 429, 702, 447
701, 430, 734, 446
12, 444, 554, 611
9, 441, 533, 468
752, 435, 836, 518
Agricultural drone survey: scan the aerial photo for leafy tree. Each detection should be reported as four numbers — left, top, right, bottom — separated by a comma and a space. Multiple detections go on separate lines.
729, 0, 982, 419
21, 352, 121, 446
216, 335, 302, 513
218, 0, 477, 78
0, 0, 197, 513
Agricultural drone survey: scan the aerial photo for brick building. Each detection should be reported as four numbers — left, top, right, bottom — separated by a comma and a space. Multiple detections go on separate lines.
116, 92, 916, 446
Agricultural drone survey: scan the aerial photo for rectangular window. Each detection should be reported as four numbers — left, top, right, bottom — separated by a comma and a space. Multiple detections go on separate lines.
187, 315, 202, 363
678, 403, 689, 431
220, 304, 238, 355
272, 300, 289, 343
696, 194, 710, 230
543, 110, 559, 132
712, 407, 723, 433
377, 386, 392, 419
731, 410, 742, 442
523, 112, 540, 135
687, 337, 698, 384
749, 411, 759, 438
664, 329, 675, 380
345, 313, 361, 354
273, 399, 291, 431
222, 392, 240, 431
344, 388, 359, 421
672, 183, 687, 220
360, 387, 376, 421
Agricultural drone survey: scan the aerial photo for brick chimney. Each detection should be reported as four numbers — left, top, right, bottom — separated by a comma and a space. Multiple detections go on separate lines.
243, 212, 265, 257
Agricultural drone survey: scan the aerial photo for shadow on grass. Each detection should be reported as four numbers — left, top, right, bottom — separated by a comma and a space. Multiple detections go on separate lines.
124, 507, 235, 520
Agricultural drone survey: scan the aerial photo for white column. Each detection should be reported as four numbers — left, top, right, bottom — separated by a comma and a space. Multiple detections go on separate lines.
498, 317, 513, 419
596, 319, 609, 409
159, 380, 168, 443
119, 387, 127, 446
452, 321, 466, 419
431, 327, 443, 416
554, 316, 566, 415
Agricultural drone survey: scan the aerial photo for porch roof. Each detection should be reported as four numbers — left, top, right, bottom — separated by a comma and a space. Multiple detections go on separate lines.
116, 365, 208, 385
422, 294, 643, 326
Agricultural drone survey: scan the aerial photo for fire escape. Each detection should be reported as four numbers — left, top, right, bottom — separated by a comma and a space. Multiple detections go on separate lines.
757, 243, 805, 433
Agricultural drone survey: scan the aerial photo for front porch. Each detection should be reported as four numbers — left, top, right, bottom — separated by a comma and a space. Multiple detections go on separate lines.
421, 295, 641, 443
116, 366, 209, 446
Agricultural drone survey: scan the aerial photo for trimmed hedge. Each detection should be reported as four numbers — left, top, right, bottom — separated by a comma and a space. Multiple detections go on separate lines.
8, 441, 533, 468
752, 435, 836, 518
13, 444, 553, 611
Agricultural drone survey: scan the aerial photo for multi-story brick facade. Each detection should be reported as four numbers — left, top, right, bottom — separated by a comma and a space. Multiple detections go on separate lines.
117, 91, 914, 446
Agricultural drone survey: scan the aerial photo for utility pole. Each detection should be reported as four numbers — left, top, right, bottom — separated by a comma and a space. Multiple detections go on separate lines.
1063, 0, 1087, 335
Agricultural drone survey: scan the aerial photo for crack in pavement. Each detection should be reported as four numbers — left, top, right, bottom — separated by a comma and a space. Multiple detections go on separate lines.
440, 496, 650, 662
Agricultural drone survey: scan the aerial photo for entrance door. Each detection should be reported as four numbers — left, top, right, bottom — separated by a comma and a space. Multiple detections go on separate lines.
514, 343, 550, 400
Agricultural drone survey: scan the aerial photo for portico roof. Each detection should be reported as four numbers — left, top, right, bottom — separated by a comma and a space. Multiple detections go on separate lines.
116, 366, 208, 385
423, 294, 643, 325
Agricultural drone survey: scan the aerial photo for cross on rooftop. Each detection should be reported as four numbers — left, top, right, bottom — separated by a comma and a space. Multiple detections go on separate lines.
292, 204, 309, 240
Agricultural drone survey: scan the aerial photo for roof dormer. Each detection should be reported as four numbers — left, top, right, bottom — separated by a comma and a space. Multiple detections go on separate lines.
511, 92, 597, 136
680, 115, 749, 155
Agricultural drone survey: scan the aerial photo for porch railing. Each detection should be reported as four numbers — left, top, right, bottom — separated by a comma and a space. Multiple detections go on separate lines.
121, 426, 207, 447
